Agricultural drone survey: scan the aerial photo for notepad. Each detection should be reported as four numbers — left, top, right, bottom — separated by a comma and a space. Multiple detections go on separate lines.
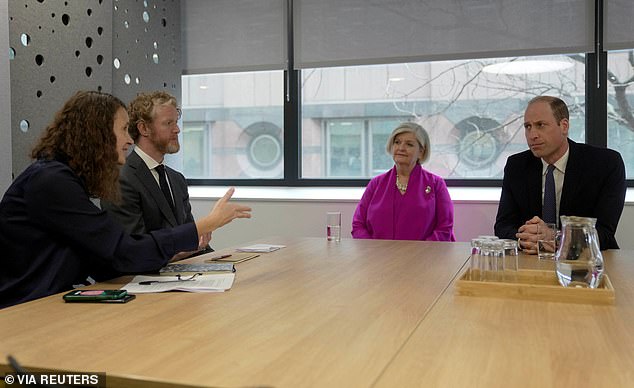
236, 244, 286, 253
159, 262, 235, 276
123, 273, 235, 293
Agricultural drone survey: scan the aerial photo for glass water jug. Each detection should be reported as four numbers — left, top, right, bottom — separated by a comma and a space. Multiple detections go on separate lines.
554, 216, 604, 288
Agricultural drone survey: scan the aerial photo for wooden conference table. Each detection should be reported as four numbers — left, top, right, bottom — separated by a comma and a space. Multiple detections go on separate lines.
0, 237, 633, 388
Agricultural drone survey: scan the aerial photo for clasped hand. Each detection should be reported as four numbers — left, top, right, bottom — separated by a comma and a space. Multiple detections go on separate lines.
515, 216, 549, 254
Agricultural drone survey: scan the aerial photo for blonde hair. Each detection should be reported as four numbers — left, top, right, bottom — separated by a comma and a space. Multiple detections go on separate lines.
128, 91, 180, 141
385, 122, 431, 164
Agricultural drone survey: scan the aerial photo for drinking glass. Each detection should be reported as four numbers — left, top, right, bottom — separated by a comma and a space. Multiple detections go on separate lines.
481, 240, 505, 282
326, 212, 341, 242
537, 223, 558, 260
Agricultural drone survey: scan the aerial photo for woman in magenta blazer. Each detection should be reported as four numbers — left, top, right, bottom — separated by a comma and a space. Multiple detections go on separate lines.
352, 122, 455, 241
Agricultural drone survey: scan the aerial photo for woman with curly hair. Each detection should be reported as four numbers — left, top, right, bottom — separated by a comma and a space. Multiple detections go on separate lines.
0, 91, 251, 308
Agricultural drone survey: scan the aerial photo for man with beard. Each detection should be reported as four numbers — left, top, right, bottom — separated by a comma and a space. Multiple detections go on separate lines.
103, 91, 212, 260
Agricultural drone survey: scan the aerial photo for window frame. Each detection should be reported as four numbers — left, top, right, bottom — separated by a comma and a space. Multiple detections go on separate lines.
186, 1, 634, 188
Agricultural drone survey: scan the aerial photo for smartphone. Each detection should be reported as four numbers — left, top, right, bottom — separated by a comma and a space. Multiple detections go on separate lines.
99, 294, 136, 303
63, 289, 128, 302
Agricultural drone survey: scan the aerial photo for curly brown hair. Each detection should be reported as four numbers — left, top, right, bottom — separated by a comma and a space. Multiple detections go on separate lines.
31, 90, 126, 202
127, 91, 180, 141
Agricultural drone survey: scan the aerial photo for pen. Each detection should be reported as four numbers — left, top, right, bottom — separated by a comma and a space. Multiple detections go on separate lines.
208, 254, 232, 261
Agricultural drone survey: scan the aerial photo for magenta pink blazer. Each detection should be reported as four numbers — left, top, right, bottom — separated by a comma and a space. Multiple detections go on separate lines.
352, 165, 455, 241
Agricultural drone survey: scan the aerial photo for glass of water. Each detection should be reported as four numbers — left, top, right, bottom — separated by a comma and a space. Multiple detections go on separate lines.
326, 212, 341, 242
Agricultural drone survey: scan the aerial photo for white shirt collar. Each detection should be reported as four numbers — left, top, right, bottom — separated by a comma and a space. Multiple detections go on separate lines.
542, 147, 569, 175
134, 145, 163, 170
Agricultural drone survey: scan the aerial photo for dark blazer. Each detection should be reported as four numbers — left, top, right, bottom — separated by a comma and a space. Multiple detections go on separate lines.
494, 139, 626, 250
102, 151, 194, 234
0, 159, 198, 309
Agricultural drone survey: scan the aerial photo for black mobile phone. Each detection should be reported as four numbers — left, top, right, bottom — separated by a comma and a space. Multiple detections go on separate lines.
63, 289, 128, 302
99, 294, 136, 303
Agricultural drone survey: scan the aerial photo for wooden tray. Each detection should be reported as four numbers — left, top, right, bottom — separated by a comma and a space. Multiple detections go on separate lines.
455, 269, 615, 305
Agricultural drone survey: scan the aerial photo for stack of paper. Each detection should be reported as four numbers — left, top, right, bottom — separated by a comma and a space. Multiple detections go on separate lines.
236, 244, 286, 252
123, 273, 235, 294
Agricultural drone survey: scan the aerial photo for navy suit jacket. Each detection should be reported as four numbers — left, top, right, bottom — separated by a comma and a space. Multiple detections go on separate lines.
0, 159, 198, 309
102, 151, 194, 234
494, 139, 626, 250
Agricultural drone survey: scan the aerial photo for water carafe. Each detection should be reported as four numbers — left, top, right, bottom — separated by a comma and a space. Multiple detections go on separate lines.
555, 216, 604, 288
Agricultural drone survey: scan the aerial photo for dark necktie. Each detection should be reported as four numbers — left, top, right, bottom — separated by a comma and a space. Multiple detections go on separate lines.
542, 164, 556, 224
155, 164, 175, 211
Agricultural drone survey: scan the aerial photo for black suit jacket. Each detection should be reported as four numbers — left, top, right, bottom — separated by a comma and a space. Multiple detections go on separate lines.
102, 151, 195, 234
0, 159, 197, 308
494, 139, 626, 250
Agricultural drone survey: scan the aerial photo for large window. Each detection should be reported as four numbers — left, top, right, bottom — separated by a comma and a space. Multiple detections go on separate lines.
301, 55, 586, 179
607, 50, 634, 179
181, 71, 284, 179
179, 0, 634, 185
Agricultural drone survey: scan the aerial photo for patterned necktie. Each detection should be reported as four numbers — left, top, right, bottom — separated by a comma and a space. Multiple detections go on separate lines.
155, 164, 175, 212
542, 164, 556, 224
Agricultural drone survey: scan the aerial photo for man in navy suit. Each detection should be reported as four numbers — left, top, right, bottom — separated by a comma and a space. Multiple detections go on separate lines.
103, 91, 212, 259
494, 96, 626, 253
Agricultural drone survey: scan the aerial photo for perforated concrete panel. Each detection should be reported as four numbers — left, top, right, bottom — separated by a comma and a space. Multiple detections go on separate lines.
8, 0, 181, 175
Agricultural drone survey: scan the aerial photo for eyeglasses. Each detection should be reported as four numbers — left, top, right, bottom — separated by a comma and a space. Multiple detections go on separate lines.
139, 273, 202, 285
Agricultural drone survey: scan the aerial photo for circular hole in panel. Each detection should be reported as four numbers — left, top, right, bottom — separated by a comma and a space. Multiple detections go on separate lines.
124, 8, 128, 14
50, 76, 55, 83
62, 14, 70, 26
9, 47, 15, 60
124, 20, 129, 28
152, 53, 159, 64
19, 120, 30, 133
20, 33, 30, 46
87, 9, 92, 16
161, 18, 167, 27
38, 26, 42, 30
153, 41, 158, 49
143, 11, 150, 23
85, 67, 92, 77
144, 27, 147, 33
97, 26, 103, 35
135, 38, 139, 43
163, 82, 167, 87
97, 55, 103, 65
124, 74, 131, 84
114, 5, 118, 11
35, 54, 44, 66
75, 50, 80, 57
64, 1, 68, 6
37, 0, 44, 3
143, 0, 148, 7
51, 13, 55, 18
135, 77, 140, 84
98, 85, 102, 91
36, 90, 42, 98
85, 37, 93, 48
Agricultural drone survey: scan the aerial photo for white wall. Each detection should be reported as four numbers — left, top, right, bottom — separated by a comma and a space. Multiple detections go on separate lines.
0, 0, 11, 195
189, 195, 634, 251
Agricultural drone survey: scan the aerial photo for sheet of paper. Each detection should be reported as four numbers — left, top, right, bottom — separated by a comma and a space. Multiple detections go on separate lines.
122, 273, 235, 294
236, 244, 286, 252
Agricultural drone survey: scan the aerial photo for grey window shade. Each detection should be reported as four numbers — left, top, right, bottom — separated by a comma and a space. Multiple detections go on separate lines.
605, 0, 634, 51
294, 0, 594, 69
181, 0, 287, 74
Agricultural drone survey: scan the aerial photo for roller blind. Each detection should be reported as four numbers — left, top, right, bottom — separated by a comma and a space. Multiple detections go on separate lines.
294, 0, 594, 69
605, 0, 634, 51
182, 0, 287, 74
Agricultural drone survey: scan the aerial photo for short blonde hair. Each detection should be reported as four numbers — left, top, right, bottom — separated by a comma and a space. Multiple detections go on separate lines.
128, 91, 180, 141
385, 122, 431, 164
